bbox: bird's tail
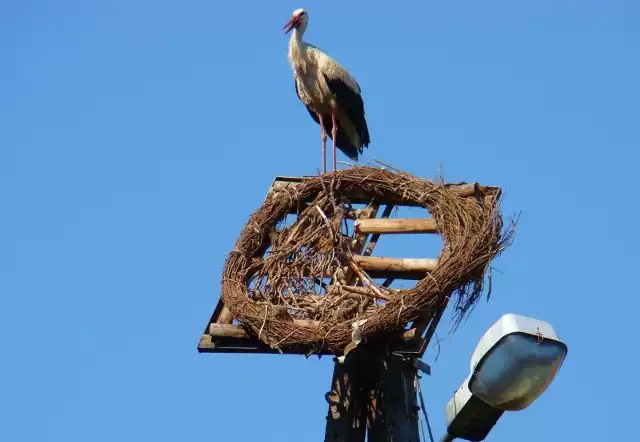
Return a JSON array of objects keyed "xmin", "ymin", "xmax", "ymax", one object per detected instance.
[{"xmin": 337, "ymin": 143, "xmax": 360, "ymax": 162}]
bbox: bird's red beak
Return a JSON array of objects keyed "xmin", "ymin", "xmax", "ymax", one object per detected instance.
[{"xmin": 282, "ymin": 16, "xmax": 300, "ymax": 34}]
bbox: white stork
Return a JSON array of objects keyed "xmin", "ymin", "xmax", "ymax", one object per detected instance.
[{"xmin": 283, "ymin": 8, "xmax": 370, "ymax": 173}]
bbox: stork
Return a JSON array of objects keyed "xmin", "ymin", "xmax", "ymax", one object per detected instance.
[{"xmin": 283, "ymin": 8, "xmax": 370, "ymax": 174}]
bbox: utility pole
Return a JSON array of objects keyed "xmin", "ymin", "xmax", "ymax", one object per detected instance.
[{"xmin": 324, "ymin": 346, "xmax": 421, "ymax": 442}]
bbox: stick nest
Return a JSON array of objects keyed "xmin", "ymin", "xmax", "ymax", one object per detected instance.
[{"xmin": 221, "ymin": 166, "xmax": 514, "ymax": 355}]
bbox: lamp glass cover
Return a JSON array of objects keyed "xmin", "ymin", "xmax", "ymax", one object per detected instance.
[{"xmin": 469, "ymin": 332, "xmax": 567, "ymax": 411}]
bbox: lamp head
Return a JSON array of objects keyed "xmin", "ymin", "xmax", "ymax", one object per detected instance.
[{"xmin": 468, "ymin": 313, "xmax": 568, "ymax": 411}]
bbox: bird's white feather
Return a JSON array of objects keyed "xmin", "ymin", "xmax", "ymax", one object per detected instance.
[{"xmin": 313, "ymin": 48, "xmax": 361, "ymax": 95}]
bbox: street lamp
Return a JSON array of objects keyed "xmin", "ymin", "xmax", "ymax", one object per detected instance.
[{"xmin": 440, "ymin": 313, "xmax": 568, "ymax": 441}]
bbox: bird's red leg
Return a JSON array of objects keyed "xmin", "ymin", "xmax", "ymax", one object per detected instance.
[
  {"xmin": 318, "ymin": 113, "xmax": 327, "ymax": 174},
  {"xmin": 331, "ymin": 112, "xmax": 338, "ymax": 171}
]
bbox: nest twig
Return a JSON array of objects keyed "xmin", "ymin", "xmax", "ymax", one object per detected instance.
[{"xmin": 220, "ymin": 166, "xmax": 515, "ymax": 354}]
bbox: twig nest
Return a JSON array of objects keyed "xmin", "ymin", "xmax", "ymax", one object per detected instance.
[{"xmin": 221, "ymin": 167, "xmax": 514, "ymax": 355}]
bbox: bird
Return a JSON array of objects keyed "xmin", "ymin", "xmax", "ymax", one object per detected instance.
[{"xmin": 282, "ymin": 8, "xmax": 370, "ymax": 174}]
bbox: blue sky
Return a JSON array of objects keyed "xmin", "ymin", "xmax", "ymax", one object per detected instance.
[{"xmin": 3, "ymin": 1, "xmax": 639, "ymax": 441}]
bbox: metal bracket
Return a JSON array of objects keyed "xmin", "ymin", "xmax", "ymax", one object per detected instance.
[{"xmin": 412, "ymin": 358, "xmax": 432, "ymax": 376}]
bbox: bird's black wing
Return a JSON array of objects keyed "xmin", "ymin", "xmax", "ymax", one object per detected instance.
[
  {"xmin": 294, "ymin": 76, "xmax": 362, "ymax": 161},
  {"xmin": 322, "ymin": 73, "xmax": 370, "ymax": 148}
]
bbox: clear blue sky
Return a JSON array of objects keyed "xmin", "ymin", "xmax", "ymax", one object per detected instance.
[{"xmin": 4, "ymin": 1, "xmax": 639, "ymax": 441}]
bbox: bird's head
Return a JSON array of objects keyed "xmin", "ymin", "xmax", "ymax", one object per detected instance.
[{"xmin": 282, "ymin": 8, "xmax": 308, "ymax": 34}]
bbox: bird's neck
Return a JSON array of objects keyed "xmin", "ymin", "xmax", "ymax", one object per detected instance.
[{"xmin": 288, "ymin": 30, "xmax": 308, "ymax": 73}]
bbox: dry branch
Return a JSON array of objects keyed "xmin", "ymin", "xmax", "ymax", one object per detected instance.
[
  {"xmin": 217, "ymin": 306, "xmax": 234, "ymax": 324},
  {"xmin": 349, "ymin": 260, "xmax": 386, "ymax": 300},
  {"xmin": 209, "ymin": 323, "xmax": 248, "ymax": 338},
  {"xmin": 353, "ymin": 255, "xmax": 438, "ymax": 274},
  {"xmin": 355, "ymin": 218, "xmax": 438, "ymax": 235},
  {"xmin": 326, "ymin": 284, "xmax": 391, "ymax": 301}
]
